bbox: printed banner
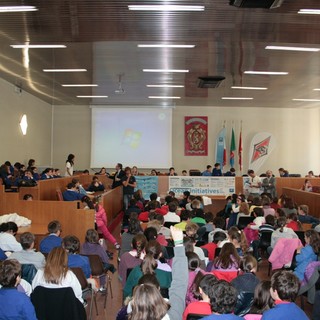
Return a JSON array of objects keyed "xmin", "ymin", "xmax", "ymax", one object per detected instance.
[
  {"xmin": 248, "ymin": 132, "xmax": 276, "ymax": 172},
  {"xmin": 185, "ymin": 116, "xmax": 208, "ymax": 156},
  {"xmin": 134, "ymin": 176, "xmax": 158, "ymax": 199},
  {"xmin": 169, "ymin": 176, "xmax": 235, "ymax": 196}
]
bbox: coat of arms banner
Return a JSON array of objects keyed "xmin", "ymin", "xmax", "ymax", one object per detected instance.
[{"xmin": 184, "ymin": 116, "xmax": 208, "ymax": 156}]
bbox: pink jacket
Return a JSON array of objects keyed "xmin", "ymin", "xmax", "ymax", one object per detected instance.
[
  {"xmin": 95, "ymin": 204, "xmax": 107, "ymax": 228},
  {"xmin": 269, "ymin": 238, "xmax": 302, "ymax": 270}
]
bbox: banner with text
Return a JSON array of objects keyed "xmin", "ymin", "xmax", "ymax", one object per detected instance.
[
  {"xmin": 169, "ymin": 176, "xmax": 235, "ymax": 196},
  {"xmin": 134, "ymin": 176, "xmax": 159, "ymax": 199}
]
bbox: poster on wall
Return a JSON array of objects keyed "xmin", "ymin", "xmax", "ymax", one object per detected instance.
[
  {"xmin": 134, "ymin": 176, "xmax": 158, "ymax": 199},
  {"xmin": 185, "ymin": 116, "xmax": 208, "ymax": 156},
  {"xmin": 169, "ymin": 176, "xmax": 235, "ymax": 196}
]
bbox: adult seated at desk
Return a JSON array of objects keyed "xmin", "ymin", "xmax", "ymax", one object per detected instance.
[
  {"xmin": 39, "ymin": 220, "xmax": 63, "ymax": 254},
  {"xmin": 87, "ymin": 176, "xmax": 105, "ymax": 192},
  {"xmin": 202, "ymin": 165, "xmax": 213, "ymax": 176},
  {"xmin": 95, "ymin": 167, "xmax": 108, "ymax": 176},
  {"xmin": 0, "ymin": 222, "xmax": 22, "ymax": 252},
  {"xmin": 8, "ymin": 232, "xmax": 45, "ymax": 270},
  {"xmin": 212, "ymin": 163, "xmax": 223, "ymax": 176},
  {"xmin": 62, "ymin": 182, "xmax": 84, "ymax": 201}
]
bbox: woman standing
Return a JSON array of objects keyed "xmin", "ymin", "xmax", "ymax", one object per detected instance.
[{"xmin": 65, "ymin": 154, "xmax": 75, "ymax": 177}]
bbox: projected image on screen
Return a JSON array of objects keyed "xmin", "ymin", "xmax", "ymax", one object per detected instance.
[{"xmin": 91, "ymin": 107, "xmax": 172, "ymax": 168}]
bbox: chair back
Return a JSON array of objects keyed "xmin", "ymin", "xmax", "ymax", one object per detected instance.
[
  {"xmin": 302, "ymin": 223, "xmax": 313, "ymax": 232},
  {"xmin": 56, "ymin": 188, "xmax": 63, "ymax": 201},
  {"xmin": 295, "ymin": 231, "xmax": 306, "ymax": 246},
  {"xmin": 71, "ymin": 267, "xmax": 89, "ymax": 290},
  {"xmin": 21, "ymin": 263, "xmax": 37, "ymax": 284},
  {"xmin": 187, "ymin": 314, "xmax": 210, "ymax": 320},
  {"xmin": 31, "ymin": 286, "xmax": 86, "ymax": 320},
  {"xmin": 258, "ymin": 231, "xmax": 272, "ymax": 249},
  {"xmin": 214, "ymin": 247, "xmax": 221, "ymax": 258},
  {"xmin": 234, "ymin": 291, "xmax": 254, "ymax": 316},
  {"xmin": 164, "ymin": 222, "xmax": 176, "ymax": 229},
  {"xmin": 82, "ymin": 254, "xmax": 104, "ymax": 276},
  {"xmin": 164, "ymin": 246, "xmax": 175, "ymax": 259},
  {"xmin": 237, "ymin": 216, "xmax": 254, "ymax": 230}
]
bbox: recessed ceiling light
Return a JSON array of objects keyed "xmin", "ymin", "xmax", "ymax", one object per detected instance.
[
  {"xmin": 11, "ymin": 44, "xmax": 66, "ymax": 49},
  {"xmin": 147, "ymin": 84, "xmax": 184, "ymax": 88},
  {"xmin": 298, "ymin": 9, "xmax": 320, "ymax": 14},
  {"xmin": 221, "ymin": 97, "xmax": 253, "ymax": 100},
  {"xmin": 62, "ymin": 84, "xmax": 98, "ymax": 87},
  {"xmin": 244, "ymin": 71, "xmax": 288, "ymax": 75},
  {"xmin": 292, "ymin": 99, "xmax": 320, "ymax": 102},
  {"xmin": 43, "ymin": 69, "xmax": 87, "ymax": 72},
  {"xmin": 143, "ymin": 69, "xmax": 189, "ymax": 73},
  {"xmin": 231, "ymin": 86, "xmax": 268, "ymax": 90},
  {"xmin": 0, "ymin": 6, "xmax": 37, "ymax": 12},
  {"xmin": 265, "ymin": 45, "xmax": 320, "ymax": 52},
  {"xmin": 128, "ymin": 5, "xmax": 204, "ymax": 11},
  {"xmin": 138, "ymin": 44, "xmax": 195, "ymax": 48},
  {"xmin": 148, "ymin": 96, "xmax": 181, "ymax": 99},
  {"xmin": 77, "ymin": 95, "xmax": 108, "ymax": 98}
]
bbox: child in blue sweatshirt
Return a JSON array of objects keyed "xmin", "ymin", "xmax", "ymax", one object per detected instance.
[{"xmin": 262, "ymin": 270, "xmax": 308, "ymax": 320}]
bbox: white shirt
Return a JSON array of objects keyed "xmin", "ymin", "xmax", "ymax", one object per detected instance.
[
  {"xmin": 32, "ymin": 269, "xmax": 83, "ymax": 303},
  {"xmin": 249, "ymin": 175, "xmax": 261, "ymax": 194},
  {"xmin": 164, "ymin": 212, "xmax": 181, "ymax": 223},
  {"xmin": 65, "ymin": 161, "xmax": 73, "ymax": 177},
  {"xmin": 0, "ymin": 232, "xmax": 23, "ymax": 252}
]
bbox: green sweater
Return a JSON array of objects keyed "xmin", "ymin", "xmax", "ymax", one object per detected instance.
[{"xmin": 123, "ymin": 265, "xmax": 172, "ymax": 298}]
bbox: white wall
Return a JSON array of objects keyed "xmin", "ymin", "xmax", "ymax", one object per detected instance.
[
  {"xmin": 51, "ymin": 105, "xmax": 320, "ymax": 176},
  {"xmin": 52, "ymin": 105, "xmax": 91, "ymax": 173},
  {"xmin": 0, "ymin": 78, "xmax": 52, "ymax": 166},
  {"xmin": 173, "ymin": 106, "xmax": 320, "ymax": 176}
]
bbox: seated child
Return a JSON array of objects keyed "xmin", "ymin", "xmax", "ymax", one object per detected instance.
[
  {"xmin": 201, "ymin": 280, "xmax": 243, "ymax": 319},
  {"xmin": 244, "ymin": 280, "xmax": 274, "ymax": 320},
  {"xmin": 0, "ymin": 259, "xmax": 37, "ymax": 319},
  {"xmin": 261, "ymin": 270, "xmax": 308, "ymax": 319},
  {"xmin": 183, "ymin": 274, "xmax": 218, "ymax": 320}
]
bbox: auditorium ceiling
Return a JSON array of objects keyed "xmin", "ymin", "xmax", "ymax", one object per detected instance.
[{"xmin": 1, "ymin": 0, "xmax": 320, "ymax": 108}]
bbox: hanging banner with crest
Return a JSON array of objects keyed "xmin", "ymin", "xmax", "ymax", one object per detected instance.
[{"xmin": 184, "ymin": 116, "xmax": 208, "ymax": 156}]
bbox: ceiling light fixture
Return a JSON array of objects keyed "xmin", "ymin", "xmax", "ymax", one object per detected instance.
[
  {"xmin": 292, "ymin": 99, "xmax": 320, "ymax": 102},
  {"xmin": 128, "ymin": 5, "xmax": 204, "ymax": 11},
  {"xmin": 143, "ymin": 69, "xmax": 189, "ymax": 73},
  {"xmin": 62, "ymin": 84, "xmax": 98, "ymax": 87},
  {"xmin": 221, "ymin": 97, "xmax": 253, "ymax": 100},
  {"xmin": 11, "ymin": 44, "xmax": 66, "ymax": 49},
  {"xmin": 244, "ymin": 71, "xmax": 288, "ymax": 75},
  {"xmin": 0, "ymin": 6, "xmax": 37, "ymax": 12},
  {"xmin": 147, "ymin": 84, "xmax": 184, "ymax": 88},
  {"xmin": 148, "ymin": 96, "xmax": 181, "ymax": 99},
  {"xmin": 266, "ymin": 45, "xmax": 320, "ymax": 52},
  {"xmin": 231, "ymin": 86, "xmax": 268, "ymax": 90},
  {"xmin": 138, "ymin": 44, "xmax": 195, "ymax": 48},
  {"xmin": 298, "ymin": 9, "xmax": 320, "ymax": 14},
  {"xmin": 43, "ymin": 69, "xmax": 87, "ymax": 72},
  {"xmin": 77, "ymin": 95, "xmax": 108, "ymax": 98},
  {"xmin": 313, "ymin": 88, "xmax": 320, "ymax": 91}
]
